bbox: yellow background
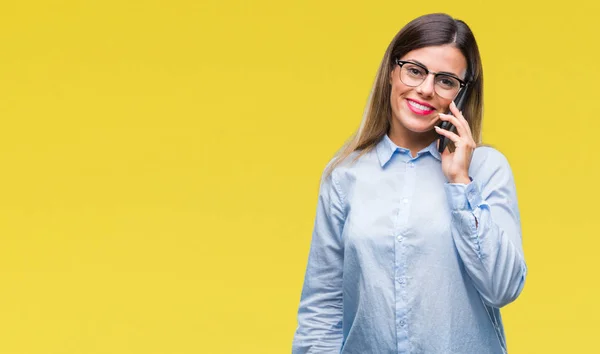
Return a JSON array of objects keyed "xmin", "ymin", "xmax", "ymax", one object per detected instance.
[{"xmin": 0, "ymin": 0, "xmax": 597, "ymax": 353}]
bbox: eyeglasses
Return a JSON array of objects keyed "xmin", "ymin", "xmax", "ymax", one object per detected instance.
[{"xmin": 395, "ymin": 59, "xmax": 468, "ymax": 100}]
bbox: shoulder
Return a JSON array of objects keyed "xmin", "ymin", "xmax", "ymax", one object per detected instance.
[
  {"xmin": 322, "ymin": 150, "xmax": 361, "ymax": 184},
  {"xmin": 325, "ymin": 148, "xmax": 376, "ymax": 180},
  {"xmin": 470, "ymin": 145, "xmax": 516, "ymax": 187},
  {"xmin": 320, "ymin": 148, "xmax": 374, "ymax": 197},
  {"xmin": 471, "ymin": 145, "xmax": 512, "ymax": 170}
]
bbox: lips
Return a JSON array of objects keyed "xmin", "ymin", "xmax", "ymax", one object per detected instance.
[{"xmin": 406, "ymin": 99, "xmax": 435, "ymax": 116}]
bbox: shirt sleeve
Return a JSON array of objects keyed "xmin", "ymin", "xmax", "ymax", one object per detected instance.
[
  {"xmin": 292, "ymin": 166, "xmax": 346, "ymax": 354},
  {"xmin": 443, "ymin": 149, "xmax": 527, "ymax": 308}
]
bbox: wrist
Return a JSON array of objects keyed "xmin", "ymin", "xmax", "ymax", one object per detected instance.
[{"xmin": 449, "ymin": 175, "xmax": 472, "ymax": 184}]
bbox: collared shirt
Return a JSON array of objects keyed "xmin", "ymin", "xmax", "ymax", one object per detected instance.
[{"xmin": 292, "ymin": 134, "xmax": 527, "ymax": 354}]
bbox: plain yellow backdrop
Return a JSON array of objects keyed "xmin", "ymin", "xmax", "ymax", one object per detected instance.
[{"xmin": 0, "ymin": 0, "xmax": 598, "ymax": 353}]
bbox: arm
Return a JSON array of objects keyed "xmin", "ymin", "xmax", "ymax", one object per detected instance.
[
  {"xmin": 444, "ymin": 150, "xmax": 527, "ymax": 308},
  {"xmin": 292, "ymin": 167, "xmax": 345, "ymax": 354}
]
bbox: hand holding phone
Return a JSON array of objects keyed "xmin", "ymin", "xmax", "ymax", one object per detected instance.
[{"xmin": 437, "ymin": 85, "xmax": 469, "ymax": 153}]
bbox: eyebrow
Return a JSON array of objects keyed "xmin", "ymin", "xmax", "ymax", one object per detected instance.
[{"xmin": 405, "ymin": 58, "xmax": 461, "ymax": 78}]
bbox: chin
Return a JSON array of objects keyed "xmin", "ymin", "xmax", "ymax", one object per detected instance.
[
  {"xmin": 407, "ymin": 125, "xmax": 435, "ymax": 134},
  {"xmin": 395, "ymin": 112, "xmax": 437, "ymax": 133}
]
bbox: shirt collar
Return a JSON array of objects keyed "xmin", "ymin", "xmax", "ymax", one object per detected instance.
[
  {"xmin": 375, "ymin": 133, "xmax": 442, "ymax": 167},
  {"xmin": 375, "ymin": 133, "xmax": 400, "ymax": 167},
  {"xmin": 421, "ymin": 138, "xmax": 442, "ymax": 162}
]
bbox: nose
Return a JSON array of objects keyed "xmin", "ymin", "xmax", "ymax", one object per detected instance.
[{"xmin": 416, "ymin": 73, "xmax": 435, "ymax": 98}]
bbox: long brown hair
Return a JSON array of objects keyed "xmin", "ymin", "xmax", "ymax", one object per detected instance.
[{"xmin": 325, "ymin": 13, "xmax": 484, "ymax": 177}]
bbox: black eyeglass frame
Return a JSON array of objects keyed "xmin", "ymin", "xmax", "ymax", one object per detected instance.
[{"xmin": 394, "ymin": 58, "xmax": 469, "ymax": 94}]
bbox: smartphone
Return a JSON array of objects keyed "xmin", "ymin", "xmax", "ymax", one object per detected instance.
[{"xmin": 437, "ymin": 85, "xmax": 469, "ymax": 153}]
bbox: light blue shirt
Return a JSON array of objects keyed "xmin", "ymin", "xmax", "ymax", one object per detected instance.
[{"xmin": 292, "ymin": 134, "xmax": 527, "ymax": 354}]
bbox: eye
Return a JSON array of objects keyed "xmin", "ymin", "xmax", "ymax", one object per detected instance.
[
  {"xmin": 405, "ymin": 64, "xmax": 426, "ymax": 78},
  {"xmin": 437, "ymin": 75, "xmax": 459, "ymax": 89}
]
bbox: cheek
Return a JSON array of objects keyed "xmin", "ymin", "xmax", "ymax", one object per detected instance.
[
  {"xmin": 439, "ymin": 99, "xmax": 452, "ymax": 113},
  {"xmin": 389, "ymin": 86, "xmax": 402, "ymax": 111},
  {"xmin": 390, "ymin": 82, "xmax": 410, "ymax": 100}
]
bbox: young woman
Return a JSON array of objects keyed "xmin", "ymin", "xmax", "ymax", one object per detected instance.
[{"xmin": 292, "ymin": 13, "xmax": 527, "ymax": 354}]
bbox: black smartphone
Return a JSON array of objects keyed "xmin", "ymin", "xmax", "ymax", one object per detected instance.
[{"xmin": 437, "ymin": 85, "xmax": 469, "ymax": 153}]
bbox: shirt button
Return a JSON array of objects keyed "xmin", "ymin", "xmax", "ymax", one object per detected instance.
[
  {"xmin": 397, "ymin": 278, "xmax": 406, "ymax": 285},
  {"xmin": 400, "ymin": 320, "xmax": 406, "ymax": 327},
  {"xmin": 402, "ymin": 198, "xmax": 409, "ymax": 204},
  {"xmin": 396, "ymin": 235, "xmax": 402, "ymax": 241},
  {"xmin": 408, "ymin": 162, "xmax": 415, "ymax": 168}
]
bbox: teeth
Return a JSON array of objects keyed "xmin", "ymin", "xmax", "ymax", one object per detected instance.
[{"xmin": 408, "ymin": 100, "xmax": 433, "ymax": 111}]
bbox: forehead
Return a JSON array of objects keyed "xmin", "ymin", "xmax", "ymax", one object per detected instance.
[{"xmin": 399, "ymin": 45, "xmax": 467, "ymax": 78}]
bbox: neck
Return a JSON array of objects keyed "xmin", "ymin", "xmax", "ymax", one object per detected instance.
[{"xmin": 388, "ymin": 125, "xmax": 437, "ymax": 158}]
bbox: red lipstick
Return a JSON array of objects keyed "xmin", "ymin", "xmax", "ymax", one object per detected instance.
[{"xmin": 406, "ymin": 99, "xmax": 435, "ymax": 116}]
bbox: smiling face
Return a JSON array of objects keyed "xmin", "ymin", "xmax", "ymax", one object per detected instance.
[{"xmin": 389, "ymin": 45, "xmax": 467, "ymax": 144}]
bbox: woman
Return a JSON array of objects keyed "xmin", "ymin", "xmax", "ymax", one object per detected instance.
[{"xmin": 292, "ymin": 13, "xmax": 527, "ymax": 354}]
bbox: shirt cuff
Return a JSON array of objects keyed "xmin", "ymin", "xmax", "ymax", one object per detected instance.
[{"xmin": 444, "ymin": 179, "xmax": 484, "ymax": 211}]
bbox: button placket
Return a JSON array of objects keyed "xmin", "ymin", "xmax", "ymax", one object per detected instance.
[{"xmin": 394, "ymin": 154, "xmax": 417, "ymax": 351}]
